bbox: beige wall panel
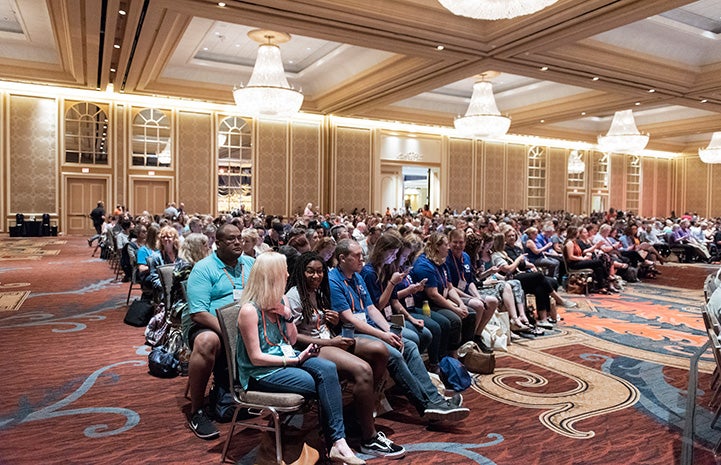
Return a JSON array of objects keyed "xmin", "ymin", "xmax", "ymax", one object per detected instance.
[
  {"xmin": 655, "ymin": 159, "xmax": 670, "ymax": 217},
  {"xmin": 335, "ymin": 127, "xmax": 371, "ymax": 212},
  {"xmin": 257, "ymin": 120, "xmax": 288, "ymax": 215},
  {"xmin": 115, "ymin": 105, "xmax": 126, "ymax": 206},
  {"xmin": 9, "ymin": 95, "xmax": 57, "ymax": 214},
  {"xmin": 65, "ymin": 177, "xmax": 107, "ymax": 235},
  {"xmin": 684, "ymin": 156, "xmax": 708, "ymax": 216},
  {"xmin": 548, "ymin": 148, "xmax": 566, "ymax": 210},
  {"xmin": 609, "ymin": 154, "xmax": 625, "ymax": 211},
  {"xmin": 484, "ymin": 142, "xmax": 504, "ymax": 211},
  {"xmin": 505, "ymin": 144, "xmax": 526, "ymax": 211},
  {"xmin": 711, "ymin": 163, "xmax": 721, "ymax": 216},
  {"xmin": 641, "ymin": 157, "xmax": 655, "ymax": 216},
  {"xmin": 178, "ymin": 111, "xmax": 213, "ymax": 214},
  {"xmin": 447, "ymin": 138, "xmax": 473, "ymax": 210},
  {"xmin": 134, "ymin": 179, "xmax": 170, "ymax": 215},
  {"xmin": 475, "ymin": 140, "xmax": 484, "ymax": 208},
  {"xmin": 290, "ymin": 122, "xmax": 321, "ymax": 215}
]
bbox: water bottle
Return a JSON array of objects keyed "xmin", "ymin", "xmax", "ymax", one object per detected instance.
[{"xmin": 422, "ymin": 300, "xmax": 431, "ymax": 317}]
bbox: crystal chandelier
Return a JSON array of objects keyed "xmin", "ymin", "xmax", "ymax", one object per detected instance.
[
  {"xmin": 567, "ymin": 150, "xmax": 585, "ymax": 174},
  {"xmin": 597, "ymin": 109, "xmax": 649, "ymax": 154},
  {"xmin": 699, "ymin": 132, "xmax": 721, "ymax": 164},
  {"xmin": 454, "ymin": 75, "xmax": 510, "ymax": 138},
  {"xmin": 438, "ymin": 0, "xmax": 559, "ymax": 20},
  {"xmin": 233, "ymin": 30, "xmax": 303, "ymax": 118}
]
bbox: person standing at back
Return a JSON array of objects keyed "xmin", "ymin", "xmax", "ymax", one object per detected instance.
[{"xmin": 88, "ymin": 201, "xmax": 105, "ymax": 247}]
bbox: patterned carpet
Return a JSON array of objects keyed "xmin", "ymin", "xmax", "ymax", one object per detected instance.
[{"xmin": 0, "ymin": 237, "xmax": 718, "ymax": 465}]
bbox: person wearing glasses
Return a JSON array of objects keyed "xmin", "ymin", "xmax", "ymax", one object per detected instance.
[{"xmin": 183, "ymin": 223, "xmax": 254, "ymax": 440}]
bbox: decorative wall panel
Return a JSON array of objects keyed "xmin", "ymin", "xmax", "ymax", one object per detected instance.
[
  {"xmin": 178, "ymin": 111, "xmax": 212, "ymax": 214},
  {"xmin": 505, "ymin": 144, "xmax": 526, "ymax": 210},
  {"xmin": 256, "ymin": 120, "xmax": 288, "ymax": 215},
  {"xmin": 711, "ymin": 163, "xmax": 721, "ymax": 217},
  {"xmin": 684, "ymin": 156, "xmax": 707, "ymax": 216},
  {"xmin": 655, "ymin": 159, "xmax": 670, "ymax": 217},
  {"xmin": 448, "ymin": 138, "xmax": 473, "ymax": 210},
  {"xmin": 484, "ymin": 142, "xmax": 504, "ymax": 211},
  {"xmin": 548, "ymin": 148, "xmax": 566, "ymax": 210},
  {"xmin": 115, "ymin": 105, "xmax": 126, "ymax": 206},
  {"xmin": 10, "ymin": 95, "xmax": 57, "ymax": 214},
  {"xmin": 609, "ymin": 154, "xmax": 625, "ymax": 210},
  {"xmin": 475, "ymin": 140, "xmax": 484, "ymax": 208},
  {"xmin": 334, "ymin": 127, "xmax": 371, "ymax": 212},
  {"xmin": 640, "ymin": 158, "xmax": 654, "ymax": 216},
  {"xmin": 290, "ymin": 122, "xmax": 321, "ymax": 215}
]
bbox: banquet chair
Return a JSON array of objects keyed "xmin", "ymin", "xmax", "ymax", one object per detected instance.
[
  {"xmin": 561, "ymin": 250, "xmax": 593, "ymax": 295},
  {"xmin": 156, "ymin": 264, "xmax": 175, "ymax": 309},
  {"xmin": 215, "ymin": 302, "xmax": 308, "ymax": 464},
  {"xmin": 125, "ymin": 250, "xmax": 144, "ymax": 305}
]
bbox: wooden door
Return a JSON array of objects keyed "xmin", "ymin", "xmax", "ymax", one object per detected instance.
[
  {"xmin": 133, "ymin": 179, "xmax": 170, "ymax": 217},
  {"xmin": 66, "ymin": 177, "xmax": 108, "ymax": 236},
  {"xmin": 567, "ymin": 195, "xmax": 583, "ymax": 214}
]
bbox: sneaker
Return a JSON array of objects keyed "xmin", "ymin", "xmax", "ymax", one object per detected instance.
[
  {"xmin": 361, "ymin": 432, "xmax": 406, "ymax": 459},
  {"xmin": 561, "ymin": 299, "xmax": 578, "ymax": 308},
  {"xmin": 536, "ymin": 320, "xmax": 554, "ymax": 330},
  {"xmin": 189, "ymin": 409, "xmax": 220, "ymax": 440},
  {"xmin": 446, "ymin": 392, "xmax": 463, "ymax": 407},
  {"xmin": 423, "ymin": 400, "xmax": 470, "ymax": 422}
]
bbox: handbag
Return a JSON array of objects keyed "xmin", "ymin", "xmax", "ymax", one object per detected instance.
[
  {"xmin": 438, "ymin": 356, "xmax": 472, "ymax": 391},
  {"xmin": 148, "ymin": 344, "xmax": 180, "ymax": 378},
  {"xmin": 458, "ymin": 341, "xmax": 496, "ymax": 374},
  {"xmin": 144, "ymin": 303, "xmax": 168, "ymax": 347},
  {"xmin": 124, "ymin": 299, "xmax": 155, "ymax": 327}
]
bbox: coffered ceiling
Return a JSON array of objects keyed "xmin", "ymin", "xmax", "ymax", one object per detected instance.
[{"xmin": 2, "ymin": 0, "xmax": 721, "ymax": 152}]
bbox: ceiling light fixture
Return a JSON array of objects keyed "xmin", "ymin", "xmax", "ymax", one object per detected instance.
[
  {"xmin": 436, "ymin": 45, "xmax": 445, "ymax": 50},
  {"xmin": 438, "ymin": 0, "xmax": 559, "ymax": 20},
  {"xmin": 699, "ymin": 132, "xmax": 721, "ymax": 164},
  {"xmin": 540, "ymin": 66, "xmax": 548, "ymax": 71},
  {"xmin": 119, "ymin": 9, "xmax": 126, "ymax": 15},
  {"xmin": 233, "ymin": 29, "xmax": 303, "ymax": 118},
  {"xmin": 592, "ymin": 77, "xmax": 599, "ymax": 81},
  {"xmin": 454, "ymin": 72, "xmax": 510, "ymax": 138},
  {"xmin": 597, "ymin": 109, "xmax": 649, "ymax": 154},
  {"xmin": 567, "ymin": 150, "xmax": 585, "ymax": 174}
]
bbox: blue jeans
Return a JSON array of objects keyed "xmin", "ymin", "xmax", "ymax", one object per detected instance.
[
  {"xmin": 434, "ymin": 307, "xmax": 477, "ymax": 349},
  {"xmin": 401, "ymin": 324, "xmax": 431, "ymax": 355},
  {"xmin": 249, "ymin": 357, "xmax": 345, "ymax": 443},
  {"xmin": 359, "ymin": 335, "xmax": 444, "ymax": 413},
  {"xmin": 407, "ymin": 311, "xmax": 442, "ymax": 364}
]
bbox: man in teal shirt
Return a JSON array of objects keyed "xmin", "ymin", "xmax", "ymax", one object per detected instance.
[{"xmin": 184, "ymin": 223, "xmax": 254, "ymax": 440}]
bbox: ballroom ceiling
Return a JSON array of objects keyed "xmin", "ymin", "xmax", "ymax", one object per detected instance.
[{"xmin": 2, "ymin": 0, "xmax": 721, "ymax": 152}]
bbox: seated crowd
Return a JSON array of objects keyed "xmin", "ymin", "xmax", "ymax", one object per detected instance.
[{"xmin": 104, "ymin": 202, "xmax": 721, "ymax": 461}]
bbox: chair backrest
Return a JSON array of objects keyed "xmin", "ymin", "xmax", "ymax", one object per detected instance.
[
  {"xmin": 156, "ymin": 264, "xmax": 175, "ymax": 309},
  {"xmin": 216, "ymin": 302, "xmax": 242, "ymax": 398}
]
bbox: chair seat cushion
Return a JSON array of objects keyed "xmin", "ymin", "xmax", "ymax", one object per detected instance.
[{"xmin": 239, "ymin": 390, "xmax": 306, "ymax": 408}]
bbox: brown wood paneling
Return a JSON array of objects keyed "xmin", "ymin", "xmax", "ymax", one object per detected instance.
[
  {"xmin": 506, "ymin": 144, "xmax": 526, "ymax": 210},
  {"xmin": 65, "ymin": 177, "xmax": 107, "ymax": 235},
  {"xmin": 609, "ymin": 154, "xmax": 625, "ymax": 211},
  {"xmin": 484, "ymin": 142, "xmax": 504, "ymax": 211},
  {"xmin": 640, "ymin": 157, "xmax": 654, "ymax": 217},
  {"xmin": 684, "ymin": 156, "xmax": 708, "ymax": 216},
  {"xmin": 133, "ymin": 179, "xmax": 170, "ymax": 216},
  {"xmin": 548, "ymin": 147, "xmax": 566, "ymax": 210}
]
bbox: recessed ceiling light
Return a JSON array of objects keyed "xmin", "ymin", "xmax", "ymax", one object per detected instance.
[
  {"xmin": 113, "ymin": 44, "xmax": 120, "ymax": 49},
  {"xmin": 288, "ymin": 60, "xmax": 294, "ymax": 64},
  {"xmin": 218, "ymin": 2, "xmax": 226, "ymax": 6},
  {"xmin": 592, "ymin": 77, "xmax": 599, "ymax": 81},
  {"xmin": 119, "ymin": 9, "xmax": 126, "ymax": 15},
  {"xmin": 648, "ymin": 89, "xmax": 655, "ymax": 93},
  {"xmin": 540, "ymin": 119, "xmax": 545, "ymax": 123},
  {"xmin": 701, "ymin": 99, "xmax": 708, "ymax": 103},
  {"xmin": 203, "ymin": 47, "xmax": 208, "ymax": 51},
  {"xmin": 110, "ymin": 68, "xmax": 116, "ymax": 72},
  {"xmin": 436, "ymin": 45, "xmax": 445, "ymax": 50},
  {"xmin": 540, "ymin": 66, "xmax": 548, "ymax": 71},
  {"xmin": 235, "ymin": 44, "xmax": 240, "ymax": 47},
  {"xmin": 581, "ymin": 112, "xmax": 586, "ymax": 116},
  {"xmin": 635, "ymin": 102, "xmax": 641, "ymax": 105}
]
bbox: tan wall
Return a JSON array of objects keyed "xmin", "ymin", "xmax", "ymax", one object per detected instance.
[{"xmin": 0, "ymin": 91, "xmax": 700, "ymax": 233}]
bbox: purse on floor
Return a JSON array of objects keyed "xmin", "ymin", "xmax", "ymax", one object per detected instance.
[{"xmin": 458, "ymin": 341, "xmax": 496, "ymax": 374}]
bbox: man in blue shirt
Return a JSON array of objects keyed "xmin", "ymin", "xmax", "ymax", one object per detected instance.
[
  {"xmin": 184, "ymin": 223, "xmax": 254, "ymax": 440},
  {"xmin": 329, "ymin": 239, "xmax": 469, "ymax": 422}
]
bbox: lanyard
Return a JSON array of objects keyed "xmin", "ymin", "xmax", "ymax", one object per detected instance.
[
  {"xmin": 343, "ymin": 278, "xmax": 364, "ymax": 313},
  {"xmin": 260, "ymin": 308, "xmax": 290, "ymax": 347},
  {"xmin": 451, "ymin": 254, "xmax": 465, "ymax": 282},
  {"xmin": 221, "ymin": 265, "xmax": 244, "ymax": 289}
]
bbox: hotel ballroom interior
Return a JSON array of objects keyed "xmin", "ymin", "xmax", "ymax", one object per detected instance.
[{"xmin": 2, "ymin": 1, "xmax": 721, "ymax": 464}]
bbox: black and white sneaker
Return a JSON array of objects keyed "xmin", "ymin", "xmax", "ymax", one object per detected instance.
[
  {"xmin": 423, "ymin": 400, "xmax": 470, "ymax": 422},
  {"xmin": 360, "ymin": 432, "xmax": 406, "ymax": 459},
  {"xmin": 189, "ymin": 408, "xmax": 220, "ymax": 440},
  {"xmin": 446, "ymin": 393, "xmax": 463, "ymax": 407}
]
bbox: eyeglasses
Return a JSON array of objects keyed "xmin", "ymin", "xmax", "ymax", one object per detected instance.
[
  {"xmin": 160, "ymin": 235, "xmax": 174, "ymax": 240},
  {"xmin": 222, "ymin": 236, "xmax": 243, "ymax": 243}
]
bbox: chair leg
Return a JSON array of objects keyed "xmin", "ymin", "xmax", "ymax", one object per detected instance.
[{"xmin": 271, "ymin": 410, "xmax": 283, "ymax": 465}]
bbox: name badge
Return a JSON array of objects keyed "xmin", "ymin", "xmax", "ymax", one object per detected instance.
[
  {"xmin": 233, "ymin": 289, "xmax": 243, "ymax": 301},
  {"xmin": 354, "ymin": 312, "xmax": 366, "ymax": 323},
  {"xmin": 383, "ymin": 305, "xmax": 392, "ymax": 318},
  {"xmin": 405, "ymin": 295, "xmax": 414, "ymax": 308},
  {"xmin": 280, "ymin": 344, "xmax": 296, "ymax": 358}
]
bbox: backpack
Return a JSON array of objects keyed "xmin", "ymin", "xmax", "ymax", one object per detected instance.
[
  {"xmin": 144, "ymin": 303, "xmax": 168, "ymax": 347},
  {"xmin": 439, "ymin": 356, "xmax": 472, "ymax": 391}
]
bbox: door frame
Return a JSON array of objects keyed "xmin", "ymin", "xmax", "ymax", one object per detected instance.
[{"xmin": 62, "ymin": 173, "xmax": 112, "ymax": 236}]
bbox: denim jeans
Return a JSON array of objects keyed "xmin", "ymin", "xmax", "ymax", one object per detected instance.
[
  {"xmin": 404, "ymin": 313, "xmax": 442, "ymax": 364},
  {"xmin": 435, "ymin": 307, "xmax": 477, "ymax": 349},
  {"xmin": 401, "ymin": 324, "xmax": 431, "ymax": 355},
  {"xmin": 359, "ymin": 335, "xmax": 444, "ymax": 413},
  {"xmin": 249, "ymin": 356, "xmax": 345, "ymax": 443}
]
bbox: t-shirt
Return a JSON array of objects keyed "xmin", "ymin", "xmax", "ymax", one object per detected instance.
[
  {"xmin": 360, "ymin": 264, "xmax": 398, "ymax": 317},
  {"xmin": 328, "ymin": 267, "xmax": 375, "ymax": 327},
  {"xmin": 409, "ymin": 253, "xmax": 449, "ymax": 307},
  {"xmin": 445, "ymin": 251, "xmax": 473, "ymax": 293},
  {"xmin": 285, "ymin": 286, "xmax": 332, "ymax": 340}
]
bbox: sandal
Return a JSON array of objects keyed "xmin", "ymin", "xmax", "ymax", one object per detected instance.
[{"xmin": 529, "ymin": 326, "xmax": 545, "ymax": 336}]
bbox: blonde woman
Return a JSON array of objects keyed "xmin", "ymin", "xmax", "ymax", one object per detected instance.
[{"xmin": 237, "ymin": 252, "xmax": 365, "ymax": 465}]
